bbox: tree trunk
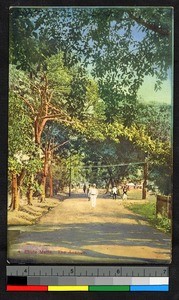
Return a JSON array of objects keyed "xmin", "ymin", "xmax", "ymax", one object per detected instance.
[
  {"xmin": 105, "ymin": 181, "xmax": 110, "ymax": 194},
  {"xmin": 40, "ymin": 148, "xmax": 51, "ymax": 201},
  {"xmin": 27, "ymin": 174, "xmax": 34, "ymax": 205},
  {"xmin": 40, "ymin": 176, "xmax": 46, "ymax": 202},
  {"xmin": 27, "ymin": 188, "xmax": 33, "ymax": 205},
  {"xmin": 10, "ymin": 169, "xmax": 27, "ymax": 210},
  {"xmin": 105, "ymin": 178, "xmax": 113, "ymax": 194},
  {"xmin": 10, "ymin": 174, "xmax": 19, "ymax": 211},
  {"xmin": 107, "ymin": 168, "xmax": 114, "ymax": 189},
  {"xmin": 34, "ymin": 118, "xmax": 47, "ymax": 146},
  {"xmin": 17, "ymin": 169, "xmax": 26, "ymax": 189}
]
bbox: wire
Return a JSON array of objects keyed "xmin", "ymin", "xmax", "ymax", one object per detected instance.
[{"xmin": 72, "ymin": 161, "xmax": 146, "ymax": 169}]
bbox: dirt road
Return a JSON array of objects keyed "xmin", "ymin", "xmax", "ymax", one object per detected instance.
[{"xmin": 8, "ymin": 192, "xmax": 171, "ymax": 264}]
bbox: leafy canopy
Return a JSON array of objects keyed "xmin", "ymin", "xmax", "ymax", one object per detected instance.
[{"xmin": 10, "ymin": 7, "xmax": 172, "ymax": 94}]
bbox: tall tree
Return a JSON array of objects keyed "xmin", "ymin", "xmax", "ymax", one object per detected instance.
[
  {"xmin": 9, "ymin": 7, "xmax": 173, "ymax": 199},
  {"xmin": 8, "ymin": 91, "xmax": 42, "ymax": 210},
  {"xmin": 9, "ymin": 7, "xmax": 172, "ymax": 92},
  {"xmin": 9, "ymin": 52, "xmax": 106, "ymax": 201}
]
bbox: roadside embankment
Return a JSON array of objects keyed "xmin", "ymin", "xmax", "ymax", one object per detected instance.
[{"xmin": 8, "ymin": 195, "xmax": 67, "ymax": 226}]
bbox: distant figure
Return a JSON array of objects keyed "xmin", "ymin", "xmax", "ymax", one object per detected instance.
[
  {"xmin": 87, "ymin": 184, "xmax": 91, "ymax": 201},
  {"xmin": 83, "ymin": 184, "xmax": 86, "ymax": 193},
  {"xmin": 122, "ymin": 185, "xmax": 128, "ymax": 200},
  {"xmin": 89, "ymin": 184, "xmax": 98, "ymax": 207},
  {"xmin": 112, "ymin": 186, "xmax": 117, "ymax": 200}
]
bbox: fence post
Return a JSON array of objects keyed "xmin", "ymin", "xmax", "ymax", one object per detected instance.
[{"xmin": 156, "ymin": 195, "xmax": 172, "ymax": 219}]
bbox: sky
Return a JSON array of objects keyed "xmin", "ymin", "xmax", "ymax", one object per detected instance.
[
  {"xmin": 131, "ymin": 12, "xmax": 173, "ymax": 106},
  {"xmin": 137, "ymin": 75, "xmax": 172, "ymax": 105}
]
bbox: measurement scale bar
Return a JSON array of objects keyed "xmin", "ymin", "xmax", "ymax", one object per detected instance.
[
  {"xmin": 6, "ymin": 266, "xmax": 169, "ymax": 292},
  {"xmin": 7, "ymin": 276, "xmax": 169, "ymax": 286},
  {"xmin": 7, "ymin": 285, "xmax": 169, "ymax": 292}
]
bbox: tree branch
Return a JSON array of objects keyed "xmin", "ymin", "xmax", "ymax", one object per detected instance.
[
  {"xmin": 41, "ymin": 114, "xmax": 73, "ymax": 123},
  {"xmin": 47, "ymin": 90, "xmax": 54, "ymax": 104},
  {"xmin": 51, "ymin": 140, "xmax": 70, "ymax": 151},
  {"xmin": 128, "ymin": 12, "xmax": 170, "ymax": 37},
  {"xmin": 48, "ymin": 103, "xmax": 63, "ymax": 114},
  {"xmin": 17, "ymin": 94, "xmax": 35, "ymax": 114}
]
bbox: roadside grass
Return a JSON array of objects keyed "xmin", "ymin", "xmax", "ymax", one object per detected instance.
[
  {"xmin": 124, "ymin": 195, "xmax": 171, "ymax": 234},
  {"xmin": 8, "ymin": 197, "xmax": 62, "ymax": 225}
]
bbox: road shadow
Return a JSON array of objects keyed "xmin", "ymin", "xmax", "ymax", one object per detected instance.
[
  {"xmin": 8, "ymin": 221, "xmax": 171, "ymax": 264},
  {"xmin": 7, "ymin": 193, "xmax": 171, "ymax": 264}
]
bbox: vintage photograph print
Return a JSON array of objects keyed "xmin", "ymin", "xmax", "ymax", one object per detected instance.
[{"xmin": 8, "ymin": 7, "xmax": 173, "ymax": 264}]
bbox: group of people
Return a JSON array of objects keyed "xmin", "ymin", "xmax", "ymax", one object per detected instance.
[
  {"xmin": 83, "ymin": 184, "xmax": 98, "ymax": 207},
  {"xmin": 112, "ymin": 185, "xmax": 128, "ymax": 200},
  {"xmin": 83, "ymin": 183, "xmax": 128, "ymax": 207}
]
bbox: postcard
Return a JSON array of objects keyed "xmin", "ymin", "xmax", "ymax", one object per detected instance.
[{"xmin": 8, "ymin": 6, "xmax": 173, "ymax": 264}]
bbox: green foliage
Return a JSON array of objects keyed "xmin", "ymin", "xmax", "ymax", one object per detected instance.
[
  {"xmin": 135, "ymin": 102, "xmax": 172, "ymax": 143},
  {"xmin": 51, "ymin": 158, "xmax": 68, "ymax": 191},
  {"xmin": 46, "ymin": 52, "xmax": 72, "ymax": 103},
  {"xmin": 8, "ymin": 7, "xmax": 172, "ymax": 200},
  {"xmin": 46, "ymin": 52, "xmax": 106, "ymax": 125},
  {"xmin": 156, "ymin": 213, "xmax": 171, "ymax": 233},
  {"xmin": 9, "ymin": 61, "xmax": 172, "ymax": 197},
  {"xmin": 79, "ymin": 137, "xmax": 144, "ymax": 186},
  {"xmin": 124, "ymin": 201, "xmax": 171, "ymax": 233},
  {"xmin": 8, "ymin": 90, "xmax": 33, "ymax": 172},
  {"xmin": 9, "ymin": 7, "xmax": 172, "ymax": 96},
  {"xmin": 149, "ymin": 165, "xmax": 172, "ymax": 195},
  {"xmin": 25, "ymin": 157, "xmax": 43, "ymax": 174},
  {"xmin": 8, "ymin": 69, "xmax": 43, "ymax": 181},
  {"xmin": 124, "ymin": 124, "xmax": 171, "ymax": 164},
  {"xmin": 8, "ymin": 157, "xmax": 22, "ymax": 175}
]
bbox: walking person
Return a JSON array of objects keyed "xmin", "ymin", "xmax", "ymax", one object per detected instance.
[
  {"xmin": 112, "ymin": 186, "xmax": 117, "ymax": 200},
  {"xmin": 89, "ymin": 184, "xmax": 98, "ymax": 207},
  {"xmin": 122, "ymin": 185, "xmax": 128, "ymax": 200},
  {"xmin": 83, "ymin": 184, "xmax": 86, "ymax": 194},
  {"xmin": 87, "ymin": 184, "xmax": 91, "ymax": 201}
]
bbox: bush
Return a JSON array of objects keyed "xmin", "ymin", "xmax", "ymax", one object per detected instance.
[
  {"xmin": 156, "ymin": 213, "xmax": 171, "ymax": 233},
  {"xmin": 124, "ymin": 201, "xmax": 171, "ymax": 233}
]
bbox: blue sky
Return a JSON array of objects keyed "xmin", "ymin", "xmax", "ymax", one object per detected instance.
[
  {"xmin": 138, "ymin": 75, "xmax": 172, "ymax": 105},
  {"xmin": 126, "ymin": 18, "xmax": 172, "ymax": 105}
]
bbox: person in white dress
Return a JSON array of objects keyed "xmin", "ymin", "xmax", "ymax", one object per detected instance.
[
  {"xmin": 89, "ymin": 184, "xmax": 98, "ymax": 207},
  {"xmin": 112, "ymin": 186, "xmax": 117, "ymax": 199}
]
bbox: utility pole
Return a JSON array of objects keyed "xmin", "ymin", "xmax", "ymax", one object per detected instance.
[
  {"xmin": 142, "ymin": 159, "xmax": 148, "ymax": 199},
  {"xmin": 49, "ymin": 165, "xmax": 53, "ymax": 197},
  {"xmin": 69, "ymin": 152, "xmax": 72, "ymax": 197}
]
